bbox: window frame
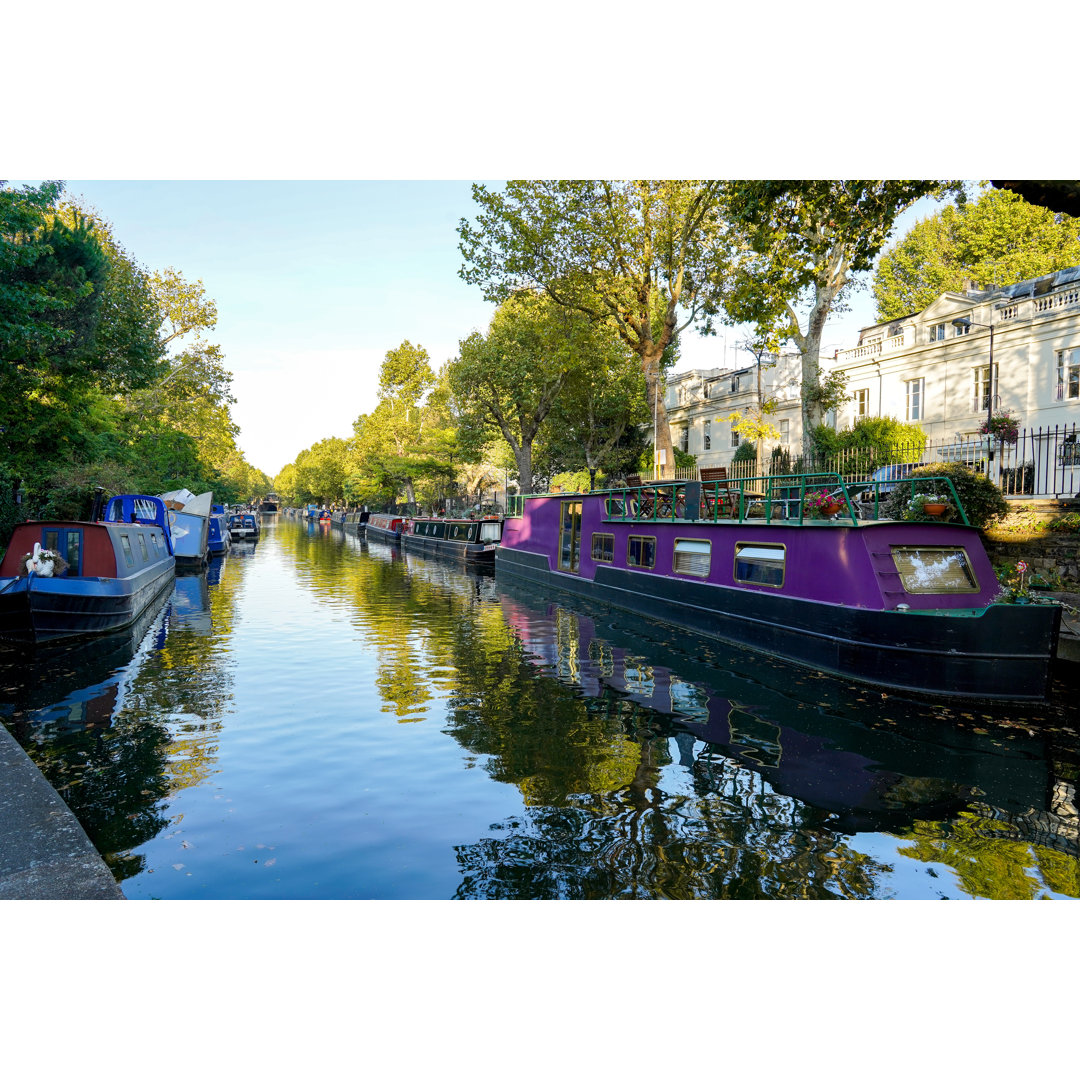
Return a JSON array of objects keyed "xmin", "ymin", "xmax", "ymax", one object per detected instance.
[
  {"xmin": 905, "ymin": 377, "xmax": 924, "ymax": 422},
  {"xmin": 626, "ymin": 534, "xmax": 657, "ymax": 569},
  {"xmin": 591, "ymin": 532, "xmax": 614, "ymax": 563},
  {"xmin": 673, "ymin": 537, "xmax": 712, "ymax": 578},
  {"xmin": 733, "ymin": 542, "xmax": 786, "ymax": 589}
]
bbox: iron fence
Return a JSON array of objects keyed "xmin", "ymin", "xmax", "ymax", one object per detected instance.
[{"xmin": 717, "ymin": 424, "xmax": 1080, "ymax": 500}]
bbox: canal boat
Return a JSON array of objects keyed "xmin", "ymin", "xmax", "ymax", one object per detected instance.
[
  {"xmin": 403, "ymin": 515, "xmax": 504, "ymax": 564},
  {"xmin": 227, "ymin": 511, "xmax": 260, "ymax": 540},
  {"xmin": 364, "ymin": 513, "xmax": 407, "ymax": 546},
  {"xmin": 344, "ymin": 510, "xmax": 370, "ymax": 535},
  {"xmin": 259, "ymin": 494, "xmax": 280, "ymax": 513},
  {"xmin": 305, "ymin": 504, "xmax": 320, "ymax": 520},
  {"xmin": 207, "ymin": 504, "xmax": 231, "ymax": 557},
  {"xmin": 159, "ymin": 489, "xmax": 212, "ymax": 569},
  {"xmin": 0, "ymin": 494, "xmax": 177, "ymax": 647},
  {"xmin": 494, "ymin": 473, "xmax": 1062, "ymax": 701}
]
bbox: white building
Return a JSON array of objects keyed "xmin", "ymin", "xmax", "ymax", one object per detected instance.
[
  {"xmin": 830, "ymin": 266, "xmax": 1080, "ymax": 439},
  {"xmin": 665, "ymin": 351, "xmax": 803, "ymax": 470}
]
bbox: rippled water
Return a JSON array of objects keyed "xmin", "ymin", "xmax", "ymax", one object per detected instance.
[{"xmin": 2, "ymin": 516, "xmax": 1078, "ymax": 899}]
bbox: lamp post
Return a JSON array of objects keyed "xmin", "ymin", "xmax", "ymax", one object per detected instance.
[{"xmin": 953, "ymin": 316, "xmax": 996, "ymax": 463}]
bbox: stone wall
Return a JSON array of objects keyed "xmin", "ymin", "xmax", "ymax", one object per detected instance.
[{"xmin": 982, "ymin": 502, "xmax": 1080, "ymax": 587}]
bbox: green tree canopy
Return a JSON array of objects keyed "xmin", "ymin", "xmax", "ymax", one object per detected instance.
[
  {"xmin": 459, "ymin": 181, "xmax": 732, "ymax": 477},
  {"xmin": 873, "ymin": 185, "xmax": 1080, "ymax": 320},
  {"xmin": 722, "ymin": 180, "xmax": 960, "ymax": 460}
]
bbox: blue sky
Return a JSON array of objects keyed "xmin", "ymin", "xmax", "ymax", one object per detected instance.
[{"xmin": 50, "ymin": 180, "xmax": 934, "ymax": 477}]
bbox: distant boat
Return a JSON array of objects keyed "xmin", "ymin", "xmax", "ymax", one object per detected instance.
[
  {"xmin": 364, "ymin": 513, "xmax": 406, "ymax": 546},
  {"xmin": 404, "ymin": 515, "xmax": 504, "ymax": 564},
  {"xmin": 0, "ymin": 494, "xmax": 177, "ymax": 646},
  {"xmin": 207, "ymin": 504, "xmax": 231, "ymax": 557},
  {"xmin": 259, "ymin": 493, "xmax": 280, "ymax": 513},
  {"xmin": 227, "ymin": 511, "xmax": 260, "ymax": 540},
  {"xmin": 344, "ymin": 510, "xmax": 369, "ymax": 535},
  {"xmin": 159, "ymin": 489, "xmax": 212, "ymax": 569}
]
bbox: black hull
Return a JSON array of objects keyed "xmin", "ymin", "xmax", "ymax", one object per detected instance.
[
  {"xmin": 0, "ymin": 563, "xmax": 176, "ymax": 647},
  {"xmin": 365, "ymin": 525, "xmax": 402, "ymax": 546},
  {"xmin": 495, "ymin": 548, "xmax": 1060, "ymax": 701},
  {"xmin": 403, "ymin": 534, "xmax": 496, "ymax": 564}
]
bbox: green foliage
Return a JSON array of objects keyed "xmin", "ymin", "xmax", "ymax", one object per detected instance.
[
  {"xmin": 732, "ymin": 440, "xmax": 757, "ymax": 464},
  {"xmin": 881, "ymin": 462, "xmax": 1010, "ymax": 529},
  {"xmin": 551, "ymin": 469, "xmax": 591, "ymax": 493},
  {"xmin": 811, "ymin": 416, "xmax": 927, "ymax": 473},
  {"xmin": 874, "ymin": 185, "xmax": 1080, "ymax": 320},
  {"xmin": 459, "ymin": 181, "xmax": 733, "ymax": 472},
  {"xmin": 722, "ymin": 181, "xmax": 960, "ymax": 454}
]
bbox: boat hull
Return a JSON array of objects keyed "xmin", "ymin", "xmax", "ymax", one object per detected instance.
[
  {"xmin": 495, "ymin": 545, "xmax": 1060, "ymax": 701},
  {"xmin": 403, "ymin": 534, "xmax": 498, "ymax": 564},
  {"xmin": 0, "ymin": 559, "xmax": 176, "ymax": 647}
]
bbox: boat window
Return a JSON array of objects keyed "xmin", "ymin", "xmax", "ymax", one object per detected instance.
[
  {"xmin": 627, "ymin": 535, "xmax": 656, "ymax": 569},
  {"xmin": 65, "ymin": 530, "xmax": 81, "ymax": 574},
  {"xmin": 480, "ymin": 522, "xmax": 501, "ymax": 542},
  {"xmin": 591, "ymin": 533, "xmax": 614, "ymax": 563},
  {"xmin": 559, "ymin": 501, "xmax": 583, "ymax": 572},
  {"xmin": 120, "ymin": 534, "xmax": 135, "ymax": 567},
  {"xmin": 151, "ymin": 532, "xmax": 160, "ymax": 551},
  {"xmin": 44, "ymin": 529, "xmax": 60, "ymax": 551},
  {"xmin": 673, "ymin": 538, "xmax": 711, "ymax": 577},
  {"xmin": 137, "ymin": 533, "xmax": 148, "ymax": 561},
  {"xmin": 734, "ymin": 543, "xmax": 786, "ymax": 588},
  {"xmin": 891, "ymin": 547, "xmax": 979, "ymax": 593}
]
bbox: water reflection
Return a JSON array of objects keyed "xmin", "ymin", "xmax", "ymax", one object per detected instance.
[
  {"xmin": 1, "ymin": 518, "xmax": 1076, "ymax": 899},
  {"xmin": 446, "ymin": 579, "xmax": 1078, "ymax": 899}
]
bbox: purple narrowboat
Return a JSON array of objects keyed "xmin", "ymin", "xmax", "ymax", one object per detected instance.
[{"xmin": 495, "ymin": 473, "xmax": 1061, "ymax": 700}]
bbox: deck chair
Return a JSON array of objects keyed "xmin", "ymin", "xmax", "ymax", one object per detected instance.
[{"xmin": 698, "ymin": 467, "xmax": 732, "ymax": 517}]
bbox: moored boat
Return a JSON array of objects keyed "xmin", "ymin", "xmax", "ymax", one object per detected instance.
[
  {"xmin": 403, "ymin": 514, "xmax": 504, "ymax": 564},
  {"xmin": 259, "ymin": 494, "xmax": 280, "ymax": 513},
  {"xmin": 495, "ymin": 472, "xmax": 1062, "ymax": 700},
  {"xmin": 364, "ymin": 513, "xmax": 406, "ymax": 546},
  {"xmin": 159, "ymin": 489, "xmax": 212, "ymax": 569},
  {"xmin": 344, "ymin": 510, "xmax": 370, "ymax": 535},
  {"xmin": 207, "ymin": 504, "xmax": 231, "ymax": 557},
  {"xmin": 227, "ymin": 511, "xmax": 260, "ymax": 540},
  {"xmin": 0, "ymin": 494, "xmax": 177, "ymax": 647}
]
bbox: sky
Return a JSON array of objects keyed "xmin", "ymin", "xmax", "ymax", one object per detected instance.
[{"xmin": 42, "ymin": 180, "xmax": 937, "ymax": 478}]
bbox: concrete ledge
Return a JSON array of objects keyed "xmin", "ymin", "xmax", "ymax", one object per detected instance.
[{"xmin": 0, "ymin": 724, "xmax": 123, "ymax": 900}]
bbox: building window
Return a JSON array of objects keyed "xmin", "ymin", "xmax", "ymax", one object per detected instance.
[
  {"xmin": 888, "ymin": 324, "xmax": 904, "ymax": 338},
  {"xmin": 703, "ymin": 420, "xmax": 711, "ymax": 451},
  {"xmin": 853, "ymin": 388, "xmax": 868, "ymax": 418},
  {"xmin": 1057, "ymin": 348, "xmax": 1080, "ymax": 401},
  {"xmin": 905, "ymin": 378, "xmax": 924, "ymax": 422},
  {"xmin": 779, "ymin": 419, "xmax": 789, "ymax": 443},
  {"xmin": 677, "ymin": 386, "xmax": 686, "ymax": 405},
  {"xmin": 730, "ymin": 375, "xmax": 740, "ymax": 393},
  {"xmin": 973, "ymin": 365, "xmax": 997, "ymax": 411},
  {"xmin": 731, "ymin": 428, "xmax": 740, "ymax": 449},
  {"xmin": 954, "ymin": 321, "xmax": 971, "ymax": 337},
  {"xmin": 678, "ymin": 427, "xmax": 689, "ymax": 453},
  {"xmin": 928, "ymin": 324, "xmax": 945, "ymax": 342}
]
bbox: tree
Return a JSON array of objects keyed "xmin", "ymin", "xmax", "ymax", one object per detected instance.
[
  {"xmin": 446, "ymin": 291, "xmax": 599, "ymax": 495},
  {"xmin": 722, "ymin": 181, "xmax": 960, "ymax": 461},
  {"xmin": 873, "ymin": 185, "xmax": 1080, "ymax": 319},
  {"xmin": 459, "ymin": 181, "xmax": 732, "ymax": 478}
]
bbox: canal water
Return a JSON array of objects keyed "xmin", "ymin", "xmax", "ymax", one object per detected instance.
[{"xmin": 2, "ymin": 515, "xmax": 1078, "ymax": 900}]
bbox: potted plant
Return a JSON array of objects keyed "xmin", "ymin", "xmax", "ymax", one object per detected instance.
[
  {"xmin": 904, "ymin": 492, "xmax": 954, "ymax": 521},
  {"xmin": 980, "ymin": 409, "xmax": 1020, "ymax": 444},
  {"xmin": 804, "ymin": 489, "xmax": 843, "ymax": 518},
  {"xmin": 18, "ymin": 543, "xmax": 68, "ymax": 578}
]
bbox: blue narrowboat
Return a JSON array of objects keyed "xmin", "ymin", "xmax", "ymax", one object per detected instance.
[
  {"xmin": 207, "ymin": 503, "xmax": 231, "ymax": 557},
  {"xmin": 0, "ymin": 494, "xmax": 177, "ymax": 647}
]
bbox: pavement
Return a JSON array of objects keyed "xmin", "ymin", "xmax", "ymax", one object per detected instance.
[{"xmin": 0, "ymin": 723, "xmax": 123, "ymax": 900}]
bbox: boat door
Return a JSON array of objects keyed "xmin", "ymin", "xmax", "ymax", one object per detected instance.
[{"xmin": 558, "ymin": 500, "xmax": 583, "ymax": 572}]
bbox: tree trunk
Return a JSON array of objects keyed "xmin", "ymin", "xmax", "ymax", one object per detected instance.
[
  {"xmin": 516, "ymin": 441, "xmax": 534, "ymax": 496},
  {"xmin": 799, "ymin": 286, "xmax": 832, "ymax": 466},
  {"xmin": 643, "ymin": 349, "xmax": 673, "ymax": 479}
]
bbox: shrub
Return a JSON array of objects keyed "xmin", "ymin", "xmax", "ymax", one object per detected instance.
[
  {"xmin": 732, "ymin": 440, "xmax": 757, "ymax": 464},
  {"xmin": 881, "ymin": 462, "xmax": 1009, "ymax": 529}
]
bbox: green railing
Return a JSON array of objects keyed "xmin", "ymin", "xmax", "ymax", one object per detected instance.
[{"xmin": 508, "ymin": 474, "xmax": 970, "ymax": 526}]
